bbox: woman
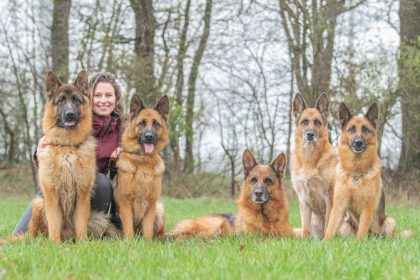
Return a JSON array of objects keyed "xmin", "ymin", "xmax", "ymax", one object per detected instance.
[{"xmin": 13, "ymin": 72, "xmax": 124, "ymax": 235}]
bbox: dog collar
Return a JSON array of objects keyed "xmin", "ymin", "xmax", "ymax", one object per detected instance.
[{"xmin": 353, "ymin": 175, "xmax": 362, "ymax": 185}]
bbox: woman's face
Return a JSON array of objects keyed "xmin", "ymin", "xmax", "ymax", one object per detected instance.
[{"xmin": 92, "ymin": 82, "xmax": 116, "ymax": 116}]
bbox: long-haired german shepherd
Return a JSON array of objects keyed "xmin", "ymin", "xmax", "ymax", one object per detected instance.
[
  {"xmin": 324, "ymin": 102, "xmax": 412, "ymax": 240},
  {"xmin": 29, "ymin": 70, "xmax": 116, "ymax": 243},
  {"xmin": 171, "ymin": 149, "xmax": 297, "ymax": 238},
  {"xmin": 113, "ymin": 95, "xmax": 169, "ymax": 239},
  {"xmin": 291, "ymin": 93, "xmax": 337, "ymax": 238}
]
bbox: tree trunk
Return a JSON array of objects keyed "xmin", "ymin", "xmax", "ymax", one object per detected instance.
[
  {"xmin": 398, "ymin": 0, "xmax": 420, "ymax": 172},
  {"xmin": 183, "ymin": 0, "xmax": 213, "ymax": 173},
  {"xmin": 171, "ymin": 0, "xmax": 191, "ymax": 174},
  {"xmin": 129, "ymin": 0, "xmax": 157, "ymax": 105},
  {"xmin": 279, "ymin": 1, "xmax": 365, "ymax": 105},
  {"xmin": 0, "ymin": 108, "xmax": 16, "ymax": 164},
  {"xmin": 51, "ymin": 0, "xmax": 71, "ymax": 83}
]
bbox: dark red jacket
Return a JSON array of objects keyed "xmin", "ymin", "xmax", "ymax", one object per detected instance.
[
  {"xmin": 92, "ymin": 112, "xmax": 120, "ymax": 179},
  {"xmin": 33, "ymin": 112, "xmax": 121, "ymax": 179}
]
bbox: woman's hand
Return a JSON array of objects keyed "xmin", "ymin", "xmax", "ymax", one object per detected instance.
[
  {"xmin": 36, "ymin": 136, "xmax": 50, "ymax": 154},
  {"xmin": 110, "ymin": 147, "xmax": 123, "ymax": 161}
]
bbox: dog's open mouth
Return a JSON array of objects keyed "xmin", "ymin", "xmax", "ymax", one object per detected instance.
[
  {"xmin": 350, "ymin": 145, "xmax": 365, "ymax": 154},
  {"xmin": 252, "ymin": 196, "xmax": 267, "ymax": 204},
  {"xmin": 143, "ymin": 144, "xmax": 155, "ymax": 154},
  {"xmin": 64, "ymin": 120, "xmax": 77, "ymax": 127},
  {"xmin": 253, "ymin": 199, "xmax": 265, "ymax": 204}
]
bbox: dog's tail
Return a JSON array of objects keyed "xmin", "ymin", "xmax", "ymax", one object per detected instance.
[
  {"xmin": 171, "ymin": 213, "xmax": 235, "ymax": 239},
  {"xmin": 88, "ymin": 212, "xmax": 120, "ymax": 238},
  {"xmin": 382, "ymin": 216, "xmax": 414, "ymax": 238},
  {"xmin": 0, "ymin": 233, "xmax": 26, "ymax": 245}
]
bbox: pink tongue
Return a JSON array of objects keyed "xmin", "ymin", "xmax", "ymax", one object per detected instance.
[{"xmin": 144, "ymin": 144, "xmax": 155, "ymax": 154}]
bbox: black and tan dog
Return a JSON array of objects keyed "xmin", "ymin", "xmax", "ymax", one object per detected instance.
[
  {"xmin": 291, "ymin": 93, "xmax": 337, "ymax": 238},
  {"xmin": 113, "ymin": 95, "xmax": 168, "ymax": 239},
  {"xmin": 29, "ymin": 70, "xmax": 116, "ymax": 243},
  {"xmin": 324, "ymin": 102, "xmax": 412, "ymax": 240},
  {"xmin": 171, "ymin": 149, "xmax": 298, "ymax": 238}
]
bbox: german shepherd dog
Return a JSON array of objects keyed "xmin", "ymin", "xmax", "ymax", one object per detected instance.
[
  {"xmin": 113, "ymin": 95, "xmax": 168, "ymax": 239},
  {"xmin": 171, "ymin": 149, "xmax": 297, "ymax": 238},
  {"xmin": 29, "ymin": 70, "xmax": 116, "ymax": 243},
  {"xmin": 291, "ymin": 93, "xmax": 337, "ymax": 238},
  {"xmin": 324, "ymin": 102, "xmax": 412, "ymax": 240}
]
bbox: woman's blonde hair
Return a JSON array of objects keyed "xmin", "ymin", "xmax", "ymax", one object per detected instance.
[{"xmin": 88, "ymin": 72, "xmax": 125, "ymax": 117}]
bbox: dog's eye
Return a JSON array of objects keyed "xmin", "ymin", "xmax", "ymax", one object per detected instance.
[
  {"xmin": 58, "ymin": 97, "xmax": 66, "ymax": 105},
  {"xmin": 250, "ymin": 177, "xmax": 257, "ymax": 184},
  {"xmin": 153, "ymin": 120, "xmax": 160, "ymax": 128},
  {"xmin": 72, "ymin": 97, "xmax": 80, "ymax": 104},
  {"xmin": 264, "ymin": 177, "xmax": 272, "ymax": 185},
  {"xmin": 348, "ymin": 125, "xmax": 356, "ymax": 133},
  {"xmin": 314, "ymin": 119, "xmax": 321, "ymax": 126},
  {"xmin": 362, "ymin": 125, "xmax": 369, "ymax": 133},
  {"xmin": 301, "ymin": 119, "xmax": 308, "ymax": 126},
  {"xmin": 139, "ymin": 120, "xmax": 146, "ymax": 128}
]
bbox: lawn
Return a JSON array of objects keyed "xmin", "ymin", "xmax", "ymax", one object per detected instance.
[{"xmin": 0, "ymin": 196, "xmax": 419, "ymax": 279}]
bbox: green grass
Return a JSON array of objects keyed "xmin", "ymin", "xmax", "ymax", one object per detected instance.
[{"xmin": 0, "ymin": 197, "xmax": 419, "ymax": 279}]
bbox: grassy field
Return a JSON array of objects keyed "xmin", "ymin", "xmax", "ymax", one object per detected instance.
[{"xmin": 0, "ymin": 196, "xmax": 419, "ymax": 279}]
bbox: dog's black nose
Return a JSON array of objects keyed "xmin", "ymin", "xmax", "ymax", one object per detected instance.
[
  {"xmin": 254, "ymin": 189, "xmax": 263, "ymax": 197},
  {"xmin": 145, "ymin": 132, "xmax": 154, "ymax": 142},
  {"xmin": 354, "ymin": 139, "xmax": 364, "ymax": 147},
  {"xmin": 306, "ymin": 132, "xmax": 314, "ymax": 140},
  {"xmin": 66, "ymin": 111, "xmax": 75, "ymax": 119}
]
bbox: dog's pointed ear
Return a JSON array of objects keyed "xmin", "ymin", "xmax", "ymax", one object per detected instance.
[
  {"xmin": 292, "ymin": 94, "xmax": 307, "ymax": 122},
  {"xmin": 74, "ymin": 70, "xmax": 89, "ymax": 96},
  {"xmin": 339, "ymin": 102, "xmax": 353, "ymax": 129},
  {"xmin": 155, "ymin": 95, "xmax": 169, "ymax": 121},
  {"xmin": 270, "ymin": 153, "xmax": 287, "ymax": 179},
  {"xmin": 315, "ymin": 93, "xmax": 329, "ymax": 122},
  {"xmin": 242, "ymin": 149, "xmax": 258, "ymax": 177},
  {"xmin": 130, "ymin": 94, "xmax": 145, "ymax": 119},
  {"xmin": 365, "ymin": 102, "xmax": 379, "ymax": 129},
  {"xmin": 46, "ymin": 71, "xmax": 62, "ymax": 98}
]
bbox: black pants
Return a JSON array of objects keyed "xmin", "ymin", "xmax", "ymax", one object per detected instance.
[{"xmin": 12, "ymin": 173, "xmax": 114, "ymax": 236}]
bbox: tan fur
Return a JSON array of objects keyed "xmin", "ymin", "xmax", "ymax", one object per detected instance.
[
  {"xmin": 172, "ymin": 150, "xmax": 297, "ymax": 238},
  {"xmin": 171, "ymin": 215, "xmax": 234, "ymax": 238},
  {"xmin": 34, "ymin": 70, "xmax": 98, "ymax": 243},
  {"xmin": 324, "ymin": 103, "xmax": 412, "ymax": 240},
  {"xmin": 291, "ymin": 93, "xmax": 337, "ymax": 238},
  {"xmin": 113, "ymin": 95, "xmax": 169, "ymax": 240},
  {"xmin": 28, "ymin": 196, "xmax": 119, "ymax": 240}
]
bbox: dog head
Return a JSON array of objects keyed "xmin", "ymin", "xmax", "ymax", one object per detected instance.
[
  {"xmin": 242, "ymin": 149, "xmax": 287, "ymax": 205},
  {"xmin": 292, "ymin": 93, "xmax": 329, "ymax": 144},
  {"xmin": 338, "ymin": 102, "xmax": 378, "ymax": 155},
  {"xmin": 123, "ymin": 95, "xmax": 169, "ymax": 155},
  {"xmin": 45, "ymin": 70, "xmax": 89, "ymax": 129}
]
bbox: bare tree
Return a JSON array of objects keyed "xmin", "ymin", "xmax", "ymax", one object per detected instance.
[
  {"xmin": 278, "ymin": 0, "xmax": 366, "ymax": 104},
  {"xmin": 51, "ymin": 0, "xmax": 71, "ymax": 82},
  {"xmin": 398, "ymin": 0, "xmax": 420, "ymax": 172},
  {"xmin": 184, "ymin": 0, "xmax": 213, "ymax": 173},
  {"xmin": 129, "ymin": 0, "xmax": 157, "ymax": 105}
]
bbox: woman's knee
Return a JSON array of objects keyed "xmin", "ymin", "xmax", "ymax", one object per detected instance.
[{"xmin": 91, "ymin": 173, "xmax": 113, "ymax": 213}]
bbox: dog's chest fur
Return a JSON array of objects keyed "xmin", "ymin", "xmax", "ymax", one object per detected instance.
[
  {"xmin": 38, "ymin": 136, "xmax": 96, "ymax": 220},
  {"xmin": 292, "ymin": 143, "xmax": 336, "ymax": 210},
  {"xmin": 336, "ymin": 161, "xmax": 382, "ymax": 217},
  {"xmin": 116, "ymin": 153, "xmax": 164, "ymax": 226},
  {"xmin": 292, "ymin": 168, "xmax": 332, "ymax": 215}
]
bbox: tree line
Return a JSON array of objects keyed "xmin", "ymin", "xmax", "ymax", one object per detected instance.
[{"xmin": 0, "ymin": 0, "xmax": 418, "ymax": 195}]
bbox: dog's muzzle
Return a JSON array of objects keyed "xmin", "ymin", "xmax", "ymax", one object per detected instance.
[
  {"xmin": 59, "ymin": 109, "xmax": 79, "ymax": 128},
  {"xmin": 140, "ymin": 130, "xmax": 157, "ymax": 154},
  {"xmin": 252, "ymin": 187, "xmax": 268, "ymax": 204},
  {"xmin": 350, "ymin": 136, "xmax": 366, "ymax": 154},
  {"xmin": 303, "ymin": 129, "xmax": 318, "ymax": 142}
]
